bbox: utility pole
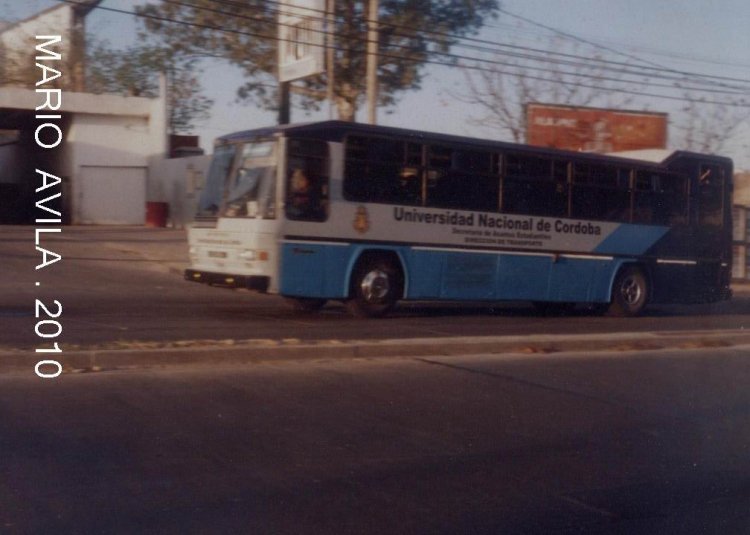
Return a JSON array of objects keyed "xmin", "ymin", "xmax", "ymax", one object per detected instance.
[
  {"xmin": 278, "ymin": 80, "xmax": 291, "ymax": 125},
  {"xmin": 326, "ymin": 0, "xmax": 335, "ymax": 119},
  {"xmin": 69, "ymin": 0, "xmax": 104, "ymax": 92},
  {"xmin": 366, "ymin": 0, "xmax": 378, "ymax": 124}
]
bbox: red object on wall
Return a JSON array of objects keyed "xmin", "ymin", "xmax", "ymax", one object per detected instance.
[{"xmin": 145, "ymin": 202, "xmax": 169, "ymax": 227}]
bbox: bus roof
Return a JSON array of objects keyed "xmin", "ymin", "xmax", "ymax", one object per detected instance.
[{"xmin": 217, "ymin": 120, "xmax": 732, "ymax": 169}]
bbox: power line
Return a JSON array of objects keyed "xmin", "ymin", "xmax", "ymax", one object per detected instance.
[
  {"xmin": 59, "ymin": 0, "xmax": 750, "ymax": 108},
  {"xmin": 243, "ymin": 0, "xmax": 750, "ymax": 89},
  {"xmin": 156, "ymin": 0, "xmax": 750, "ymax": 96}
]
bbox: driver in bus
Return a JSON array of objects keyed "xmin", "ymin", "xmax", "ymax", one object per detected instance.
[{"xmin": 288, "ymin": 168, "xmax": 317, "ymax": 218}]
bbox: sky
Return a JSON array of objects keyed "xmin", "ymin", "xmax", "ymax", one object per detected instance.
[{"xmin": 3, "ymin": 0, "xmax": 749, "ymax": 168}]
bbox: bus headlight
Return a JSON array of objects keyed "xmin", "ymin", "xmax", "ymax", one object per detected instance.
[{"xmin": 239, "ymin": 250, "xmax": 269, "ymax": 261}]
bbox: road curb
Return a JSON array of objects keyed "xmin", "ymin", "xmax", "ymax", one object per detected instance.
[{"xmin": 3, "ymin": 329, "xmax": 750, "ymax": 373}]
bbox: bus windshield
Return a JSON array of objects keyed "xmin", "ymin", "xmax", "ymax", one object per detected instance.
[
  {"xmin": 197, "ymin": 143, "xmax": 236, "ymax": 217},
  {"xmin": 224, "ymin": 141, "xmax": 277, "ymax": 219}
]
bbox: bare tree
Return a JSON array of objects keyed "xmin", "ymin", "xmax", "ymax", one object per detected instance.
[
  {"xmin": 455, "ymin": 31, "xmax": 750, "ymax": 157},
  {"xmin": 453, "ymin": 36, "xmax": 640, "ymax": 143},
  {"xmin": 673, "ymin": 94, "xmax": 750, "ymax": 155}
]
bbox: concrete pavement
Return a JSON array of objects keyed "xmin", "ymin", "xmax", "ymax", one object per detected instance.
[{"xmin": 4, "ymin": 346, "xmax": 750, "ymax": 533}]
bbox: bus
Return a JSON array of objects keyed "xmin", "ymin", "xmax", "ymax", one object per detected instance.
[{"xmin": 184, "ymin": 120, "xmax": 733, "ymax": 317}]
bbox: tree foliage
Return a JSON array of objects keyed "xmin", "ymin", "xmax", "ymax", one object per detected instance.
[
  {"xmin": 86, "ymin": 40, "xmax": 213, "ymax": 134},
  {"xmin": 136, "ymin": 0, "xmax": 499, "ymax": 120}
]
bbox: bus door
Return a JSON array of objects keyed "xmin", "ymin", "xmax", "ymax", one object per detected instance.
[
  {"xmin": 693, "ymin": 162, "xmax": 727, "ymax": 256},
  {"xmin": 695, "ymin": 162, "xmax": 731, "ymax": 298}
]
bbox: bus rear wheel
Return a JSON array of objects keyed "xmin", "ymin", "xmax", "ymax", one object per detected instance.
[
  {"xmin": 608, "ymin": 266, "xmax": 648, "ymax": 317},
  {"xmin": 347, "ymin": 256, "xmax": 402, "ymax": 318}
]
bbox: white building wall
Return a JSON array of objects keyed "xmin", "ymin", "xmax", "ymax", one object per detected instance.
[
  {"xmin": 66, "ymin": 91, "xmax": 167, "ymax": 224},
  {"xmin": 148, "ymin": 154, "xmax": 212, "ymax": 228},
  {"xmin": 0, "ymin": 86, "xmax": 168, "ymax": 224},
  {"xmin": 68, "ymin": 114, "xmax": 154, "ymax": 167}
]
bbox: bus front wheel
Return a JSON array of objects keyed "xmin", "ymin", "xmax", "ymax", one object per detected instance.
[
  {"xmin": 347, "ymin": 256, "xmax": 402, "ymax": 318},
  {"xmin": 608, "ymin": 266, "xmax": 649, "ymax": 317}
]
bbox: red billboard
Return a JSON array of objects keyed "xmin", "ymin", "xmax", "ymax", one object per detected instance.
[{"xmin": 526, "ymin": 103, "xmax": 668, "ymax": 153}]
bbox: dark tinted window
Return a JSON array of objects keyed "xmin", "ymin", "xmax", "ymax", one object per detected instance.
[
  {"xmin": 285, "ymin": 139, "xmax": 329, "ymax": 222},
  {"xmin": 633, "ymin": 171, "xmax": 688, "ymax": 225},
  {"xmin": 571, "ymin": 164, "xmax": 630, "ymax": 222},
  {"xmin": 344, "ymin": 136, "xmax": 500, "ymax": 211},
  {"xmin": 502, "ymin": 155, "xmax": 567, "ymax": 217},
  {"xmin": 426, "ymin": 146, "xmax": 499, "ymax": 212},
  {"xmin": 344, "ymin": 136, "xmax": 418, "ymax": 205}
]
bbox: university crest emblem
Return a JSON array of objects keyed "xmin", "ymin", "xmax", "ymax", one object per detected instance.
[{"xmin": 353, "ymin": 206, "xmax": 370, "ymax": 234}]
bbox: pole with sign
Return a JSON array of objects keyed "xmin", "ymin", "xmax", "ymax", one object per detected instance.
[{"xmin": 277, "ymin": 0, "xmax": 326, "ymax": 124}]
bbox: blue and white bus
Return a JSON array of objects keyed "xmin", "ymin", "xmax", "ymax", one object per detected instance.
[{"xmin": 185, "ymin": 121, "xmax": 733, "ymax": 317}]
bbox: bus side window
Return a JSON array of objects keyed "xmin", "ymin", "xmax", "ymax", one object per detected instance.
[
  {"xmin": 653, "ymin": 173, "xmax": 688, "ymax": 226},
  {"xmin": 503, "ymin": 155, "xmax": 566, "ymax": 217},
  {"xmin": 286, "ymin": 139, "xmax": 329, "ymax": 222},
  {"xmin": 425, "ymin": 147, "xmax": 499, "ymax": 212},
  {"xmin": 425, "ymin": 145, "xmax": 451, "ymax": 207},
  {"xmin": 344, "ymin": 136, "xmax": 417, "ymax": 205},
  {"xmin": 571, "ymin": 165, "xmax": 630, "ymax": 223},
  {"xmin": 633, "ymin": 172, "xmax": 657, "ymax": 224},
  {"xmin": 632, "ymin": 171, "xmax": 687, "ymax": 226}
]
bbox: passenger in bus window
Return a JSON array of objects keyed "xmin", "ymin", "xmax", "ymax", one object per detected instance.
[
  {"xmin": 399, "ymin": 167, "xmax": 421, "ymax": 204},
  {"xmin": 289, "ymin": 168, "xmax": 312, "ymax": 214},
  {"xmin": 288, "ymin": 167, "xmax": 326, "ymax": 220}
]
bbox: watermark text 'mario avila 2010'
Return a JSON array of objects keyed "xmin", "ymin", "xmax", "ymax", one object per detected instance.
[{"xmin": 34, "ymin": 35, "xmax": 65, "ymax": 379}]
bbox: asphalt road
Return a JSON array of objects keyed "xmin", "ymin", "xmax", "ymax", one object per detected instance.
[
  {"xmin": 1, "ymin": 226, "xmax": 748, "ymax": 350},
  {"xmin": 3, "ymin": 346, "xmax": 750, "ymax": 533}
]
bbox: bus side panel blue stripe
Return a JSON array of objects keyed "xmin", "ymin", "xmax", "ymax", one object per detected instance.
[
  {"xmin": 594, "ymin": 225, "xmax": 668, "ymax": 255},
  {"xmin": 403, "ymin": 250, "xmax": 443, "ymax": 299},
  {"xmin": 280, "ymin": 243, "xmax": 352, "ymax": 298},
  {"xmin": 398, "ymin": 248, "xmax": 623, "ymax": 303},
  {"xmin": 548, "ymin": 258, "xmax": 595, "ymax": 301},
  {"xmin": 497, "ymin": 255, "xmax": 551, "ymax": 300},
  {"xmin": 282, "ymin": 243, "xmax": 623, "ymax": 304},
  {"xmin": 547, "ymin": 257, "xmax": 621, "ymax": 302},
  {"xmin": 443, "ymin": 253, "xmax": 498, "ymax": 299},
  {"xmin": 324, "ymin": 246, "xmax": 356, "ymax": 297}
]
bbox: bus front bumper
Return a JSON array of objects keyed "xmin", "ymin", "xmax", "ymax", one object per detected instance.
[{"xmin": 184, "ymin": 269, "xmax": 270, "ymax": 293}]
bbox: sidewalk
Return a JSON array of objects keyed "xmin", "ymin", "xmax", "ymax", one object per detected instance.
[{"xmin": 4, "ymin": 329, "xmax": 750, "ymax": 373}]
